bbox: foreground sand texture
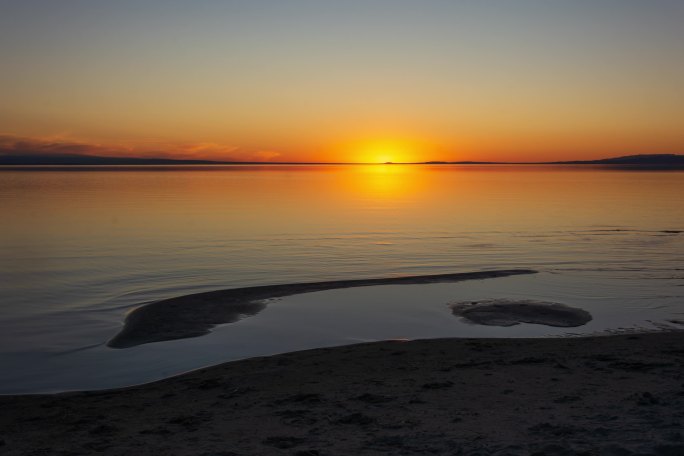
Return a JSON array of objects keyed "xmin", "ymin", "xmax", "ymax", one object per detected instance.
[
  {"xmin": 3, "ymin": 332, "xmax": 684, "ymax": 455},
  {"xmin": 108, "ymin": 269, "xmax": 537, "ymax": 348}
]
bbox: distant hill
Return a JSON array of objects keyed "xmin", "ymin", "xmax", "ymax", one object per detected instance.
[
  {"xmin": 421, "ymin": 154, "xmax": 684, "ymax": 166},
  {"xmin": 551, "ymin": 154, "xmax": 684, "ymax": 165}
]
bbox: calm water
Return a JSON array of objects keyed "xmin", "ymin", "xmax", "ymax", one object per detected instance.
[{"xmin": 0, "ymin": 165, "xmax": 682, "ymax": 393}]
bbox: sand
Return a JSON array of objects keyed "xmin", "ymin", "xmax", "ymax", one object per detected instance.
[
  {"xmin": 2, "ymin": 331, "xmax": 684, "ymax": 455},
  {"xmin": 450, "ymin": 299, "xmax": 593, "ymax": 327},
  {"xmin": 108, "ymin": 269, "xmax": 537, "ymax": 348}
]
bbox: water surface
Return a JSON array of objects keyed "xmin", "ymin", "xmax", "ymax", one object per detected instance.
[{"xmin": 0, "ymin": 165, "xmax": 682, "ymax": 393}]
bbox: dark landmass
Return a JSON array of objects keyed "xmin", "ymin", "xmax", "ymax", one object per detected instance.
[
  {"xmin": 424, "ymin": 161, "xmax": 506, "ymax": 165},
  {"xmin": 426, "ymin": 154, "xmax": 684, "ymax": 167},
  {"xmin": 552, "ymin": 154, "xmax": 684, "ymax": 165},
  {"xmin": 1, "ymin": 153, "xmax": 683, "ymax": 166},
  {"xmin": 109, "ymin": 269, "xmax": 536, "ymax": 348},
  {"xmin": 450, "ymin": 299, "xmax": 592, "ymax": 327},
  {"xmin": 2, "ymin": 331, "xmax": 684, "ymax": 455}
]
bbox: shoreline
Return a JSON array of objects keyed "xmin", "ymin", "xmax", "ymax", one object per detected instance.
[
  {"xmin": 3, "ymin": 331, "xmax": 683, "ymax": 455},
  {"xmin": 109, "ymin": 269, "xmax": 537, "ymax": 348}
]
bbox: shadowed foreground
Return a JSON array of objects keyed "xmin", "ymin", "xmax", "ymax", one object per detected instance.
[
  {"xmin": 3, "ymin": 332, "xmax": 684, "ymax": 455},
  {"xmin": 109, "ymin": 269, "xmax": 537, "ymax": 348}
]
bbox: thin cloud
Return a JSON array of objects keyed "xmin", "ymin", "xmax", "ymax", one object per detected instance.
[
  {"xmin": 0, "ymin": 135, "xmax": 121, "ymax": 157},
  {"xmin": 0, "ymin": 134, "xmax": 281, "ymax": 162},
  {"xmin": 250, "ymin": 150, "xmax": 282, "ymax": 162}
]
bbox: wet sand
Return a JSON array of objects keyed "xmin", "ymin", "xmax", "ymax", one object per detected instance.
[
  {"xmin": 109, "ymin": 269, "xmax": 537, "ymax": 348},
  {"xmin": 2, "ymin": 331, "xmax": 684, "ymax": 455},
  {"xmin": 450, "ymin": 299, "xmax": 593, "ymax": 327}
]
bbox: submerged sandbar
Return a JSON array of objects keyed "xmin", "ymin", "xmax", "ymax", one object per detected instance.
[
  {"xmin": 108, "ymin": 269, "xmax": 537, "ymax": 348},
  {"xmin": 450, "ymin": 299, "xmax": 592, "ymax": 327}
]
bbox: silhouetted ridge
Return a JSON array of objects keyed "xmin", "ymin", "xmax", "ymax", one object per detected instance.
[
  {"xmin": 420, "ymin": 154, "xmax": 684, "ymax": 166},
  {"xmin": 552, "ymin": 154, "xmax": 684, "ymax": 165}
]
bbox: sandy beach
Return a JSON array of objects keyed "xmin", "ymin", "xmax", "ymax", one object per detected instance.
[{"xmin": 2, "ymin": 331, "xmax": 684, "ymax": 455}]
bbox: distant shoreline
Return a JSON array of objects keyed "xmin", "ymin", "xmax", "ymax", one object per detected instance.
[
  {"xmin": 1, "ymin": 153, "xmax": 683, "ymax": 166},
  {"xmin": 2, "ymin": 163, "xmax": 683, "ymax": 171}
]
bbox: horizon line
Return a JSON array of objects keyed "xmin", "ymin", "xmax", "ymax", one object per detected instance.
[{"xmin": 1, "ymin": 153, "xmax": 683, "ymax": 167}]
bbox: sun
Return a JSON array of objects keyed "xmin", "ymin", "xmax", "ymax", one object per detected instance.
[{"xmin": 343, "ymin": 138, "xmax": 425, "ymax": 163}]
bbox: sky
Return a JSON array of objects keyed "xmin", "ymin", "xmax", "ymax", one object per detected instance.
[{"xmin": 1, "ymin": 0, "xmax": 683, "ymax": 163}]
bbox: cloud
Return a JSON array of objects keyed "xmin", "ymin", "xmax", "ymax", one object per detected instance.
[
  {"xmin": 0, "ymin": 134, "xmax": 282, "ymax": 162},
  {"xmin": 0, "ymin": 134, "xmax": 131, "ymax": 157},
  {"xmin": 251, "ymin": 150, "xmax": 282, "ymax": 161},
  {"xmin": 173, "ymin": 142, "xmax": 241, "ymax": 160}
]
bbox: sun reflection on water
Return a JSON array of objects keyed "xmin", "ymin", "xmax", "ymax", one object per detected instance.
[{"xmin": 341, "ymin": 164, "xmax": 427, "ymax": 200}]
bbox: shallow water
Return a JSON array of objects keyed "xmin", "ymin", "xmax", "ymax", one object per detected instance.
[{"xmin": 0, "ymin": 164, "xmax": 682, "ymax": 393}]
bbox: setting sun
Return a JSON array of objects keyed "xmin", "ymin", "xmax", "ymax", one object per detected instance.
[{"xmin": 338, "ymin": 138, "xmax": 433, "ymax": 163}]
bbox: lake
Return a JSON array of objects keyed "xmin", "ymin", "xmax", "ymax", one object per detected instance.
[{"xmin": 0, "ymin": 164, "xmax": 682, "ymax": 393}]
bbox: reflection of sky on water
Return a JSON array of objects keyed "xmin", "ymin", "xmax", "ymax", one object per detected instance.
[
  {"xmin": 1, "ymin": 271, "xmax": 682, "ymax": 394},
  {"xmin": 0, "ymin": 165, "xmax": 682, "ymax": 393}
]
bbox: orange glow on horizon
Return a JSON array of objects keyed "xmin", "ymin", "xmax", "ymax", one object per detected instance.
[
  {"xmin": 334, "ymin": 138, "xmax": 442, "ymax": 163},
  {"xmin": 1, "ymin": 131, "xmax": 683, "ymax": 164},
  {"xmin": 3, "ymin": 4, "xmax": 684, "ymax": 165}
]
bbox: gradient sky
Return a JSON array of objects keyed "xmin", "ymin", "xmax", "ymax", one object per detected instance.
[{"xmin": 1, "ymin": 0, "xmax": 683, "ymax": 162}]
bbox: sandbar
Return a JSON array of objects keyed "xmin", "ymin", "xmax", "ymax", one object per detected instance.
[
  {"xmin": 108, "ymin": 269, "xmax": 537, "ymax": 348},
  {"xmin": 450, "ymin": 299, "xmax": 592, "ymax": 327}
]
